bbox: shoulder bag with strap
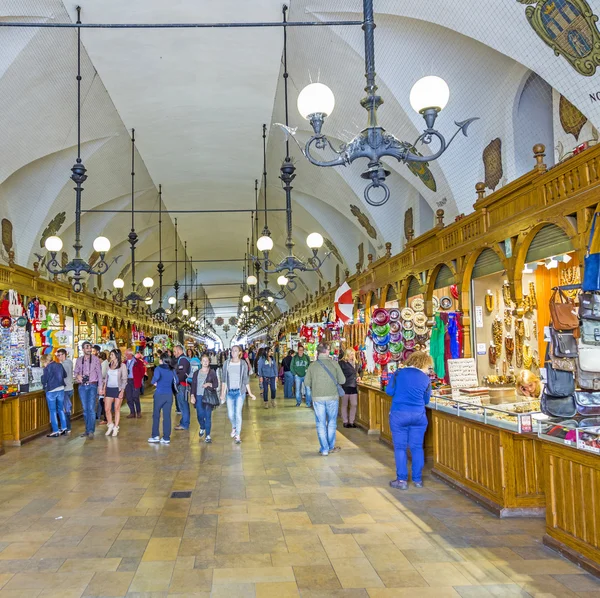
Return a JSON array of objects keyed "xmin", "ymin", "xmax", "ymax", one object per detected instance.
[
  {"xmin": 316, "ymin": 359, "xmax": 345, "ymax": 397},
  {"xmin": 583, "ymin": 212, "xmax": 600, "ymax": 292},
  {"xmin": 549, "ymin": 288, "xmax": 579, "ymax": 331}
]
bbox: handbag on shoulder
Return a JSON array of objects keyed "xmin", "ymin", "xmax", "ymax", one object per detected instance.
[
  {"xmin": 549, "ymin": 288, "xmax": 579, "ymax": 330},
  {"xmin": 202, "ymin": 387, "xmax": 220, "ymax": 407}
]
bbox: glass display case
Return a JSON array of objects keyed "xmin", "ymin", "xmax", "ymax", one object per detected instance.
[
  {"xmin": 538, "ymin": 417, "xmax": 600, "ymax": 455},
  {"xmin": 430, "ymin": 394, "xmax": 541, "ymax": 433}
]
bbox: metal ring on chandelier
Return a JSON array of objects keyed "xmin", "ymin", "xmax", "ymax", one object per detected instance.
[{"xmin": 364, "ymin": 181, "xmax": 390, "ymax": 207}]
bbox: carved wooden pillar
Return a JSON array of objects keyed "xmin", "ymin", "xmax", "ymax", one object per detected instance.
[
  {"xmin": 367, "ymin": 254, "xmax": 373, "ymax": 267},
  {"xmin": 385, "ymin": 242, "xmax": 392, "ymax": 257},
  {"xmin": 533, "ymin": 143, "xmax": 547, "ymax": 172},
  {"xmin": 475, "ymin": 182, "xmax": 486, "ymax": 202},
  {"xmin": 436, "ymin": 209, "xmax": 445, "ymax": 228},
  {"xmin": 406, "ymin": 229, "xmax": 414, "ymax": 242}
]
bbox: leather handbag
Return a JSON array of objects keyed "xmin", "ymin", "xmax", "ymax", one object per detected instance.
[
  {"xmin": 202, "ymin": 387, "xmax": 220, "ymax": 407},
  {"xmin": 581, "ymin": 319, "xmax": 600, "ymax": 345},
  {"xmin": 550, "ymin": 327, "xmax": 578, "ymax": 358},
  {"xmin": 541, "ymin": 389, "xmax": 577, "ymax": 418},
  {"xmin": 580, "ymin": 293, "xmax": 600, "ymax": 321},
  {"xmin": 578, "ymin": 341, "xmax": 600, "ymax": 371},
  {"xmin": 545, "ymin": 359, "xmax": 575, "ymax": 397},
  {"xmin": 549, "ymin": 288, "xmax": 579, "ymax": 330},
  {"xmin": 583, "ymin": 212, "xmax": 600, "ymax": 292},
  {"xmin": 577, "ymin": 362, "xmax": 600, "ymax": 391},
  {"xmin": 575, "ymin": 391, "xmax": 600, "ymax": 416}
]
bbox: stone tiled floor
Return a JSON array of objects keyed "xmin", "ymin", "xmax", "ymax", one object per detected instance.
[{"xmin": 0, "ymin": 383, "xmax": 598, "ymax": 597}]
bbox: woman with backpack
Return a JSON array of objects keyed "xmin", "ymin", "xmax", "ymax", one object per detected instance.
[{"xmin": 190, "ymin": 354, "xmax": 219, "ymax": 443}]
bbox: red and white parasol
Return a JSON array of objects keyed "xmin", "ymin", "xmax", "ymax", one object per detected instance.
[{"xmin": 334, "ymin": 281, "xmax": 353, "ymax": 324}]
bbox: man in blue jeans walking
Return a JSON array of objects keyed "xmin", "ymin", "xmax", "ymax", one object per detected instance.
[
  {"xmin": 291, "ymin": 344, "xmax": 312, "ymax": 407},
  {"xmin": 74, "ymin": 341, "xmax": 103, "ymax": 438},
  {"xmin": 173, "ymin": 344, "xmax": 191, "ymax": 431},
  {"xmin": 303, "ymin": 343, "xmax": 345, "ymax": 456}
]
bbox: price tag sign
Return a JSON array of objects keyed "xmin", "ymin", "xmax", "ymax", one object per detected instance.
[
  {"xmin": 475, "ymin": 306, "xmax": 483, "ymax": 328},
  {"xmin": 476, "ymin": 343, "xmax": 487, "ymax": 356},
  {"xmin": 520, "ymin": 414, "xmax": 533, "ymax": 434}
]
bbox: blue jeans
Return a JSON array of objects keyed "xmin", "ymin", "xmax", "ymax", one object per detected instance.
[
  {"xmin": 262, "ymin": 377, "xmax": 276, "ymax": 402},
  {"xmin": 152, "ymin": 393, "xmax": 172, "ymax": 441},
  {"xmin": 46, "ymin": 390, "xmax": 67, "ymax": 433},
  {"xmin": 63, "ymin": 390, "xmax": 73, "ymax": 431},
  {"xmin": 295, "ymin": 375, "xmax": 312, "ymax": 406},
  {"xmin": 177, "ymin": 385, "xmax": 190, "ymax": 429},
  {"xmin": 226, "ymin": 389, "xmax": 244, "ymax": 435},
  {"xmin": 283, "ymin": 371, "xmax": 294, "ymax": 398},
  {"xmin": 195, "ymin": 400, "xmax": 213, "ymax": 436},
  {"xmin": 313, "ymin": 399, "xmax": 339, "ymax": 454},
  {"xmin": 78, "ymin": 384, "xmax": 98, "ymax": 434},
  {"xmin": 389, "ymin": 410, "xmax": 428, "ymax": 483}
]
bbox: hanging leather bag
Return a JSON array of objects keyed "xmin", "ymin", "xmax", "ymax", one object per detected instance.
[
  {"xmin": 578, "ymin": 341, "xmax": 600, "ymax": 372},
  {"xmin": 579, "ymin": 293, "xmax": 600, "ymax": 321},
  {"xmin": 581, "ymin": 319, "xmax": 600, "ymax": 345},
  {"xmin": 545, "ymin": 356, "xmax": 575, "ymax": 397},
  {"xmin": 541, "ymin": 389, "xmax": 577, "ymax": 418},
  {"xmin": 577, "ymin": 363, "xmax": 600, "ymax": 391},
  {"xmin": 549, "ymin": 288, "xmax": 579, "ymax": 330},
  {"xmin": 550, "ymin": 327, "xmax": 578, "ymax": 358},
  {"xmin": 574, "ymin": 391, "xmax": 600, "ymax": 416},
  {"xmin": 583, "ymin": 212, "xmax": 600, "ymax": 292}
]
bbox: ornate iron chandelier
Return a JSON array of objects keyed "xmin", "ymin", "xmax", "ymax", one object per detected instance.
[
  {"xmin": 44, "ymin": 7, "xmax": 112, "ymax": 292},
  {"xmin": 112, "ymin": 129, "xmax": 154, "ymax": 306},
  {"xmin": 297, "ymin": 0, "xmax": 478, "ymax": 206},
  {"xmin": 151, "ymin": 185, "xmax": 168, "ymax": 322}
]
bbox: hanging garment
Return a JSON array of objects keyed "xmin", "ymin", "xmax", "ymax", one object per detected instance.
[
  {"xmin": 430, "ymin": 313, "xmax": 446, "ymax": 379},
  {"xmin": 448, "ymin": 313, "xmax": 460, "ymax": 359}
]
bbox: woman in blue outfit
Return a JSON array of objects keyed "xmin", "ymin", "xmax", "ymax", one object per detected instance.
[
  {"xmin": 385, "ymin": 351, "xmax": 433, "ymax": 490},
  {"xmin": 148, "ymin": 354, "xmax": 177, "ymax": 444},
  {"xmin": 258, "ymin": 346, "xmax": 278, "ymax": 408},
  {"xmin": 190, "ymin": 354, "xmax": 219, "ymax": 443}
]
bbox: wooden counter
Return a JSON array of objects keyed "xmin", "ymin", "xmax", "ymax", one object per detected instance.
[
  {"xmin": 542, "ymin": 440, "xmax": 600, "ymax": 577},
  {"xmin": 1, "ymin": 387, "xmax": 83, "ymax": 446}
]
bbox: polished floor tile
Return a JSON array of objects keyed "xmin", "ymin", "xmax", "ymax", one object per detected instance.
[{"xmin": 0, "ymin": 381, "xmax": 593, "ymax": 597}]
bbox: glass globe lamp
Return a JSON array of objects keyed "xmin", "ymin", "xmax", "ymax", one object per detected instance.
[
  {"xmin": 92, "ymin": 236, "xmax": 111, "ymax": 254},
  {"xmin": 142, "ymin": 277, "xmax": 154, "ymax": 288},
  {"xmin": 409, "ymin": 76, "xmax": 449, "ymax": 114},
  {"xmin": 298, "ymin": 82, "xmax": 335, "ymax": 119},
  {"xmin": 113, "ymin": 278, "xmax": 125, "ymax": 289},
  {"xmin": 307, "ymin": 232, "xmax": 324, "ymax": 249},
  {"xmin": 257, "ymin": 235, "xmax": 274, "ymax": 252},
  {"xmin": 45, "ymin": 236, "xmax": 63, "ymax": 253}
]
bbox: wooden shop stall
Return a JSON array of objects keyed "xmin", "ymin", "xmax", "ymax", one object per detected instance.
[{"xmin": 286, "ymin": 143, "xmax": 600, "ymax": 574}]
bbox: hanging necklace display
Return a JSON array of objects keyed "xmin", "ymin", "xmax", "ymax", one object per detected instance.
[
  {"xmin": 492, "ymin": 318, "xmax": 503, "ymax": 359},
  {"xmin": 503, "ymin": 282, "xmax": 513, "ymax": 308},
  {"xmin": 523, "ymin": 343, "xmax": 533, "ymax": 370},
  {"xmin": 523, "ymin": 318, "xmax": 531, "ymax": 341},
  {"xmin": 532, "ymin": 349, "xmax": 539, "ymax": 369},
  {"xmin": 488, "ymin": 343, "xmax": 497, "ymax": 366},
  {"xmin": 532, "ymin": 321, "xmax": 538, "ymax": 339},
  {"xmin": 523, "ymin": 293, "xmax": 532, "ymax": 314},
  {"xmin": 485, "ymin": 292, "xmax": 494, "ymax": 313},
  {"xmin": 504, "ymin": 308, "xmax": 512, "ymax": 331},
  {"xmin": 504, "ymin": 334, "xmax": 514, "ymax": 364},
  {"xmin": 528, "ymin": 282, "xmax": 537, "ymax": 309},
  {"xmin": 560, "ymin": 266, "xmax": 580, "ymax": 299},
  {"xmin": 515, "ymin": 319, "xmax": 524, "ymax": 369}
]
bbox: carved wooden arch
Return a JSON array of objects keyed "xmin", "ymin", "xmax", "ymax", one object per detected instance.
[
  {"xmin": 365, "ymin": 289, "xmax": 379, "ymax": 315},
  {"xmin": 425, "ymin": 261, "xmax": 459, "ymax": 303},
  {"xmin": 513, "ymin": 218, "xmax": 580, "ymax": 302},
  {"xmin": 460, "ymin": 243, "xmax": 509, "ymax": 302},
  {"xmin": 381, "ymin": 282, "xmax": 399, "ymax": 305},
  {"xmin": 399, "ymin": 273, "xmax": 424, "ymax": 306}
]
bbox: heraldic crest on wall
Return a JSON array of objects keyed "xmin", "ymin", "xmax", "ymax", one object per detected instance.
[{"xmin": 518, "ymin": 0, "xmax": 600, "ymax": 76}]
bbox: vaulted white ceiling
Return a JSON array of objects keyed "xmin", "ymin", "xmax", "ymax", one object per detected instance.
[{"xmin": 1, "ymin": 0, "xmax": 598, "ymax": 338}]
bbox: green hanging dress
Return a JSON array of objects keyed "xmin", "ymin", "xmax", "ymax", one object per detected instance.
[{"xmin": 429, "ymin": 312, "xmax": 446, "ymax": 379}]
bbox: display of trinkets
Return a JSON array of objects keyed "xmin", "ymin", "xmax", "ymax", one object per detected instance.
[{"xmin": 0, "ymin": 318, "xmax": 29, "ymax": 386}]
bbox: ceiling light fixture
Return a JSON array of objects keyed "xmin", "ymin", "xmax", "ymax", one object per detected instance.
[
  {"xmin": 152, "ymin": 186, "xmax": 168, "ymax": 322},
  {"xmin": 45, "ymin": 7, "xmax": 112, "ymax": 292},
  {"xmin": 298, "ymin": 0, "xmax": 478, "ymax": 206}
]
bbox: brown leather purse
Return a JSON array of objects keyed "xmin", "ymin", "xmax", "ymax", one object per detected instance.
[{"xmin": 549, "ymin": 288, "xmax": 579, "ymax": 331}]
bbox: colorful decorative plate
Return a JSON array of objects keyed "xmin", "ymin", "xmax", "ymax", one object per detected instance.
[
  {"xmin": 440, "ymin": 296, "xmax": 453, "ymax": 310},
  {"xmin": 413, "ymin": 313, "xmax": 428, "ymax": 327},
  {"xmin": 16, "ymin": 316, "xmax": 27, "ymax": 327},
  {"xmin": 373, "ymin": 333, "xmax": 391, "ymax": 346},
  {"xmin": 450, "ymin": 284, "xmax": 459, "ymax": 300},
  {"xmin": 372, "ymin": 308, "xmax": 390, "ymax": 325},
  {"xmin": 374, "ymin": 351, "xmax": 391, "ymax": 366},
  {"xmin": 391, "ymin": 352, "xmax": 403, "ymax": 361},
  {"xmin": 404, "ymin": 339, "xmax": 416, "ymax": 350},
  {"xmin": 372, "ymin": 323, "xmax": 390, "ymax": 336},
  {"xmin": 389, "ymin": 321, "xmax": 401, "ymax": 334},
  {"xmin": 374, "ymin": 343, "xmax": 389, "ymax": 354},
  {"xmin": 432, "ymin": 296, "xmax": 440, "ymax": 311},
  {"xmin": 402, "ymin": 329, "xmax": 416, "ymax": 341},
  {"xmin": 401, "ymin": 307, "xmax": 414, "ymax": 321},
  {"xmin": 402, "ymin": 320, "xmax": 414, "ymax": 331},
  {"xmin": 411, "ymin": 297, "xmax": 425, "ymax": 312},
  {"xmin": 0, "ymin": 317, "xmax": 10, "ymax": 329},
  {"xmin": 388, "ymin": 308, "xmax": 401, "ymax": 322},
  {"xmin": 390, "ymin": 331, "xmax": 404, "ymax": 343},
  {"xmin": 389, "ymin": 341, "xmax": 404, "ymax": 353},
  {"xmin": 415, "ymin": 333, "xmax": 429, "ymax": 343},
  {"xmin": 402, "ymin": 349, "xmax": 415, "ymax": 361}
]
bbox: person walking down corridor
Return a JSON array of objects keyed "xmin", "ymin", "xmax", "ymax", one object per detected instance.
[
  {"xmin": 124, "ymin": 349, "xmax": 145, "ymax": 419},
  {"xmin": 148, "ymin": 354, "xmax": 177, "ymax": 445},
  {"xmin": 101, "ymin": 349, "xmax": 128, "ymax": 437},
  {"xmin": 56, "ymin": 348, "xmax": 74, "ymax": 434},
  {"xmin": 74, "ymin": 341, "xmax": 103, "ymax": 438},
  {"xmin": 220, "ymin": 345, "xmax": 256, "ymax": 444},
  {"xmin": 385, "ymin": 351, "xmax": 433, "ymax": 490},
  {"xmin": 41, "ymin": 354, "xmax": 67, "ymax": 438},
  {"xmin": 339, "ymin": 348, "xmax": 363, "ymax": 428},
  {"xmin": 304, "ymin": 343, "xmax": 345, "ymax": 456},
  {"xmin": 281, "ymin": 349, "xmax": 295, "ymax": 399},
  {"xmin": 258, "ymin": 347, "xmax": 277, "ymax": 409},
  {"xmin": 173, "ymin": 345, "xmax": 191, "ymax": 431},
  {"xmin": 190, "ymin": 354, "xmax": 219, "ymax": 444},
  {"xmin": 291, "ymin": 344, "xmax": 312, "ymax": 407}
]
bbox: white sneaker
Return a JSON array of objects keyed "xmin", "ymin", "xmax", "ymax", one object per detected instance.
[
  {"xmin": 112, "ymin": 426, "xmax": 119, "ymax": 437},
  {"xmin": 160, "ymin": 438, "xmax": 170, "ymax": 444},
  {"xmin": 234, "ymin": 435, "xmax": 241, "ymax": 444},
  {"xmin": 148, "ymin": 436, "xmax": 160, "ymax": 443},
  {"xmin": 199, "ymin": 429, "xmax": 205, "ymax": 438},
  {"xmin": 230, "ymin": 428, "xmax": 236, "ymax": 438},
  {"xmin": 105, "ymin": 423, "xmax": 114, "ymax": 436}
]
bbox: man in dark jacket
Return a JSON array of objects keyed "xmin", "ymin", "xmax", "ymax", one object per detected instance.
[
  {"xmin": 173, "ymin": 344, "xmax": 191, "ymax": 430},
  {"xmin": 41, "ymin": 355, "xmax": 67, "ymax": 437},
  {"xmin": 281, "ymin": 350, "xmax": 295, "ymax": 398}
]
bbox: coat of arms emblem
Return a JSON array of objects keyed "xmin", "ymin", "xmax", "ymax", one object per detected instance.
[{"xmin": 518, "ymin": 0, "xmax": 600, "ymax": 76}]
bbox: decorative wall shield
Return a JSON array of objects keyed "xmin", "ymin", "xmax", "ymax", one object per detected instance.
[
  {"xmin": 350, "ymin": 204, "xmax": 377, "ymax": 239},
  {"xmin": 483, "ymin": 138, "xmax": 503, "ymax": 190},
  {"xmin": 518, "ymin": 0, "xmax": 600, "ymax": 76},
  {"xmin": 404, "ymin": 208, "xmax": 413, "ymax": 241},
  {"xmin": 406, "ymin": 146, "xmax": 437, "ymax": 191},
  {"xmin": 559, "ymin": 94, "xmax": 587, "ymax": 139}
]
